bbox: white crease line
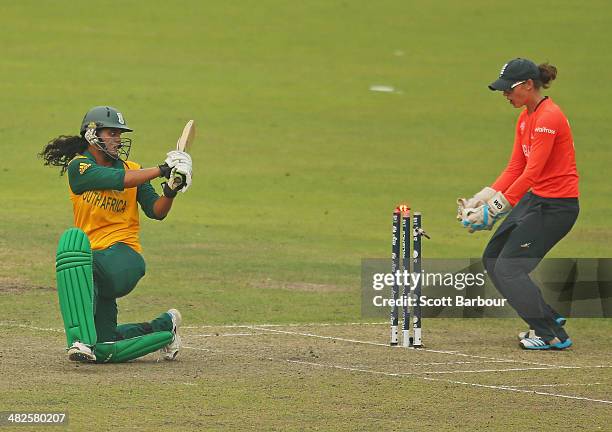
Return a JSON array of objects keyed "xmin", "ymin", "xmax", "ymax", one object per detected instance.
[
  {"xmin": 0, "ymin": 322, "xmax": 64, "ymax": 333},
  {"xmin": 287, "ymin": 359, "xmax": 404, "ymax": 377},
  {"xmin": 182, "ymin": 322, "xmax": 387, "ymax": 329},
  {"xmin": 402, "ymin": 360, "xmax": 514, "ymax": 366},
  {"xmin": 421, "ymin": 376, "xmax": 612, "ymax": 405},
  {"xmin": 286, "ymin": 359, "xmax": 612, "ymax": 405},
  {"xmin": 414, "ymin": 365, "xmax": 612, "ymax": 375},
  {"xmin": 285, "ymin": 359, "xmax": 559, "ymax": 376},
  {"xmin": 182, "ymin": 345, "xmax": 511, "ymax": 368},
  {"xmin": 248, "ymin": 326, "xmax": 560, "ymax": 368},
  {"xmin": 0, "ymin": 322, "xmax": 387, "ymax": 333},
  {"xmin": 183, "ymin": 346, "xmax": 612, "ymax": 405},
  {"xmin": 285, "ymin": 360, "xmax": 612, "ymax": 376},
  {"xmin": 184, "ymin": 346, "xmax": 217, "ymax": 353},
  {"xmin": 502, "ymin": 382, "xmax": 605, "ymax": 388},
  {"xmin": 0, "ymin": 320, "xmax": 557, "ymax": 368},
  {"xmin": 2, "ymin": 322, "xmax": 606, "ymax": 372},
  {"xmin": 250, "ymin": 326, "xmax": 392, "ymax": 347},
  {"xmin": 190, "ymin": 333, "xmax": 264, "ymax": 338}
]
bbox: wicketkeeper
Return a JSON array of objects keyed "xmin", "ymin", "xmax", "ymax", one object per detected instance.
[
  {"xmin": 458, "ymin": 59, "xmax": 579, "ymax": 350},
  {"xmin": 40, "ymin": 106, "xmax": 193, "ymax": 363}
]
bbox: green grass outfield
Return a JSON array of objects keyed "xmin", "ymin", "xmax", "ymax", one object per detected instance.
[{"xmin": 0, "ymin": 1, "xmax": 610, "ymax": 430}]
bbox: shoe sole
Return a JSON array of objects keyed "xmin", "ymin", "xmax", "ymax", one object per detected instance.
[
  {"xmin": 68, "ymin": 351, "xmax": 96, "ymax": 362},
  {"xmin": 519, "ymin": 339, "xmax": 572, "ymax": 350}
]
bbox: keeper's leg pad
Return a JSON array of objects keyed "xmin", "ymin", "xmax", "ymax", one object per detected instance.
[
  {"xmin": 94, "ymin": 331, "xmax": 173, "ymax": 363},
  {"xmin": 56, "ymin": 228, "xmax": 96, "ymax": 347}
]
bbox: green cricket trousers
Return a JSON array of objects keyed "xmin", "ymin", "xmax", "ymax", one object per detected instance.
[{"xmin": 92, "ymin": 243, "xmax": 172, "ymax": 342}]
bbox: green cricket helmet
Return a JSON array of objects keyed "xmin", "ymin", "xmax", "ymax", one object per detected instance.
[
  {"xmin": 80, "ymin": 106, "xmax": 133, "ymax": 161},
  {"xmin": 80, "ymin": 106, "xmax": 133, "ymax": 135}
]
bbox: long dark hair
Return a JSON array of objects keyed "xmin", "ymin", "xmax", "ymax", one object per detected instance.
[{"xmin": 39, "ymin": 135, "xmax": 88, "ymax": 175}]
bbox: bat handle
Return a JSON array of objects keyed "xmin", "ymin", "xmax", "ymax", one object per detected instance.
[{"xmin": 172, "ymin": 173, "xmax": 186, "ymax": 189}]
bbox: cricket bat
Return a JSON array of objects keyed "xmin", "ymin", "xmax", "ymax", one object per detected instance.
[{"xmin": 172, "ymin": 120, "xmax": 195, "ymax": 188}]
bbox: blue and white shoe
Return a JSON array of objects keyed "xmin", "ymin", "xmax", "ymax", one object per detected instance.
[
  {"xmin": 519, "ymin": 336, "xmax": 572, "ymax": 350},
  {"xmin": 160, "ymin": 308, "xmax": 182, "ymax": 361},
  {"xmin": 517, "ymin": 317, "xmax": 567, "ymax": 340}
]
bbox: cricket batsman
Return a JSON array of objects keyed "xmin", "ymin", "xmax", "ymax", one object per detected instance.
[
  {"xmin": 458, "ymin": 59, "xmax": 579, "ymax": 350},
  {"xmin": 40, "ymin": 106, "xmax": 192, "ymax": 363}
]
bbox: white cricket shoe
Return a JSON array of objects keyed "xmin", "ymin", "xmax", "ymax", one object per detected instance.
[
  {"xmin": 161, "ymin": 308, "xmax": 182, "ymax": 361},
  {"xmin": 519, "ymin": 336, "xmax": 572, "ymax": 350},
  {"xmin": 67, "ymin": 341, "xmax": 96, "ymax": 362}
]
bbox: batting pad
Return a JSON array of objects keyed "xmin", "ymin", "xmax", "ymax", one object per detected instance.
[
  {"xmin": 56, "ymin": 228, "xmax": 97, "ymax": 347},
  {"xmin": 94, "ymin": 331, "xmax": 173, "ymax": 363}
]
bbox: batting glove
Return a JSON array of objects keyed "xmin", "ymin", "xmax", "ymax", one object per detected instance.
[
  {"xmin": 165, "ymin": 150, "xmax": 192, "ymax": 168},
  {"xmin": 158, "ymin": 163, "xmax": 172, "ymax": 179},
  {"xmin": 161, "ymin": 182, "xmax": 178, "ymax": 198},
  {"xmin": 168, "ymin": 161, "xmax": 192, "ymax": 192}
]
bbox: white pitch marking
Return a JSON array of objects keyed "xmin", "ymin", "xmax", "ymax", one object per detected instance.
[
  {"xmin": 407, "ymin": 360, "xmax": 514, "ymax": 366},
  {"xmin": 286, "ymin": 359, "xmax": 403, "ymax": 376},
  {"xmin": 5, "ymin": 321, "xmax": 608, "ymax": 375},
  {"xmin": 502, "ymin": 382, "xmax": 605, "ymax": 388},
  {"xmin": 190, "ymin": 333, "xmax": 264, "ymax": 338},
  {"xmin": 415, "ymin": 365, "xmax": 612, "ymax": 375},
  {"xmin": 421, "ymin": 376, "xmax": 612, "ymax": 405},
  {"xmin": 285, "ymin": 360, "xmax": 612, "ymax": 376},
  {"xmin": 285, "ymin": 359, "xmax": 560, "ymax": 376},
  {"xmin": 0, "ymin": 322, "xmax": 64, "ymax": 333},
  {"xmin": 182, "ymin": 322, "xmax": 388, "ymax": 329},
  {"xmin": 0, "ymin": 321, "xmax": 389, "ymax": 332},
  {"xmin": 248, "ymin": 326, "xmax": 560, "ymax": 368},
  {"xmin": 0, "ymin": 321, "xmax": 563, "ymax": 368},
  {"xmin": 284, "ymin": 358, "xmax": 612, "ymax": 405},
  {"xmin": 184, "ymin": 342, "xmax": 593, "ymax": 377},
  {"xmin": 182, "ymin": 345, "xmax": 612, "ymax": 405},
  {"xmin": 250, "ymin": 326, "xmax": 393, "ymax": 347},
  {"xmin": 184, "ymin": 346, "xmax": 217, "ymax": 353}
]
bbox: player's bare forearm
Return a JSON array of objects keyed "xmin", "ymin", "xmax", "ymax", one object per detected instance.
[
  {"xmin": 124, "ymin": 167, "xmax": 163, "ymax": 188},
  {"xmin": 153, "ymin": 196, "xmax": 174, "ymax": 219}
]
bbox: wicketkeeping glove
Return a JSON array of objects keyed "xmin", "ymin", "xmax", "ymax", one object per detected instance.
[
  {"xmin": 456, "ymin": 186, "xmax": 496, "ymax": 221},
  {"xmin": 461, "ymin": 191, "xmax": 512, "ymax": 232}
]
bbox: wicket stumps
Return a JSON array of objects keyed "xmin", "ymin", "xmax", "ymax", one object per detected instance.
[{"xmin": 390, "ymin": 205, "xmax": 429, "ymax": 348}]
